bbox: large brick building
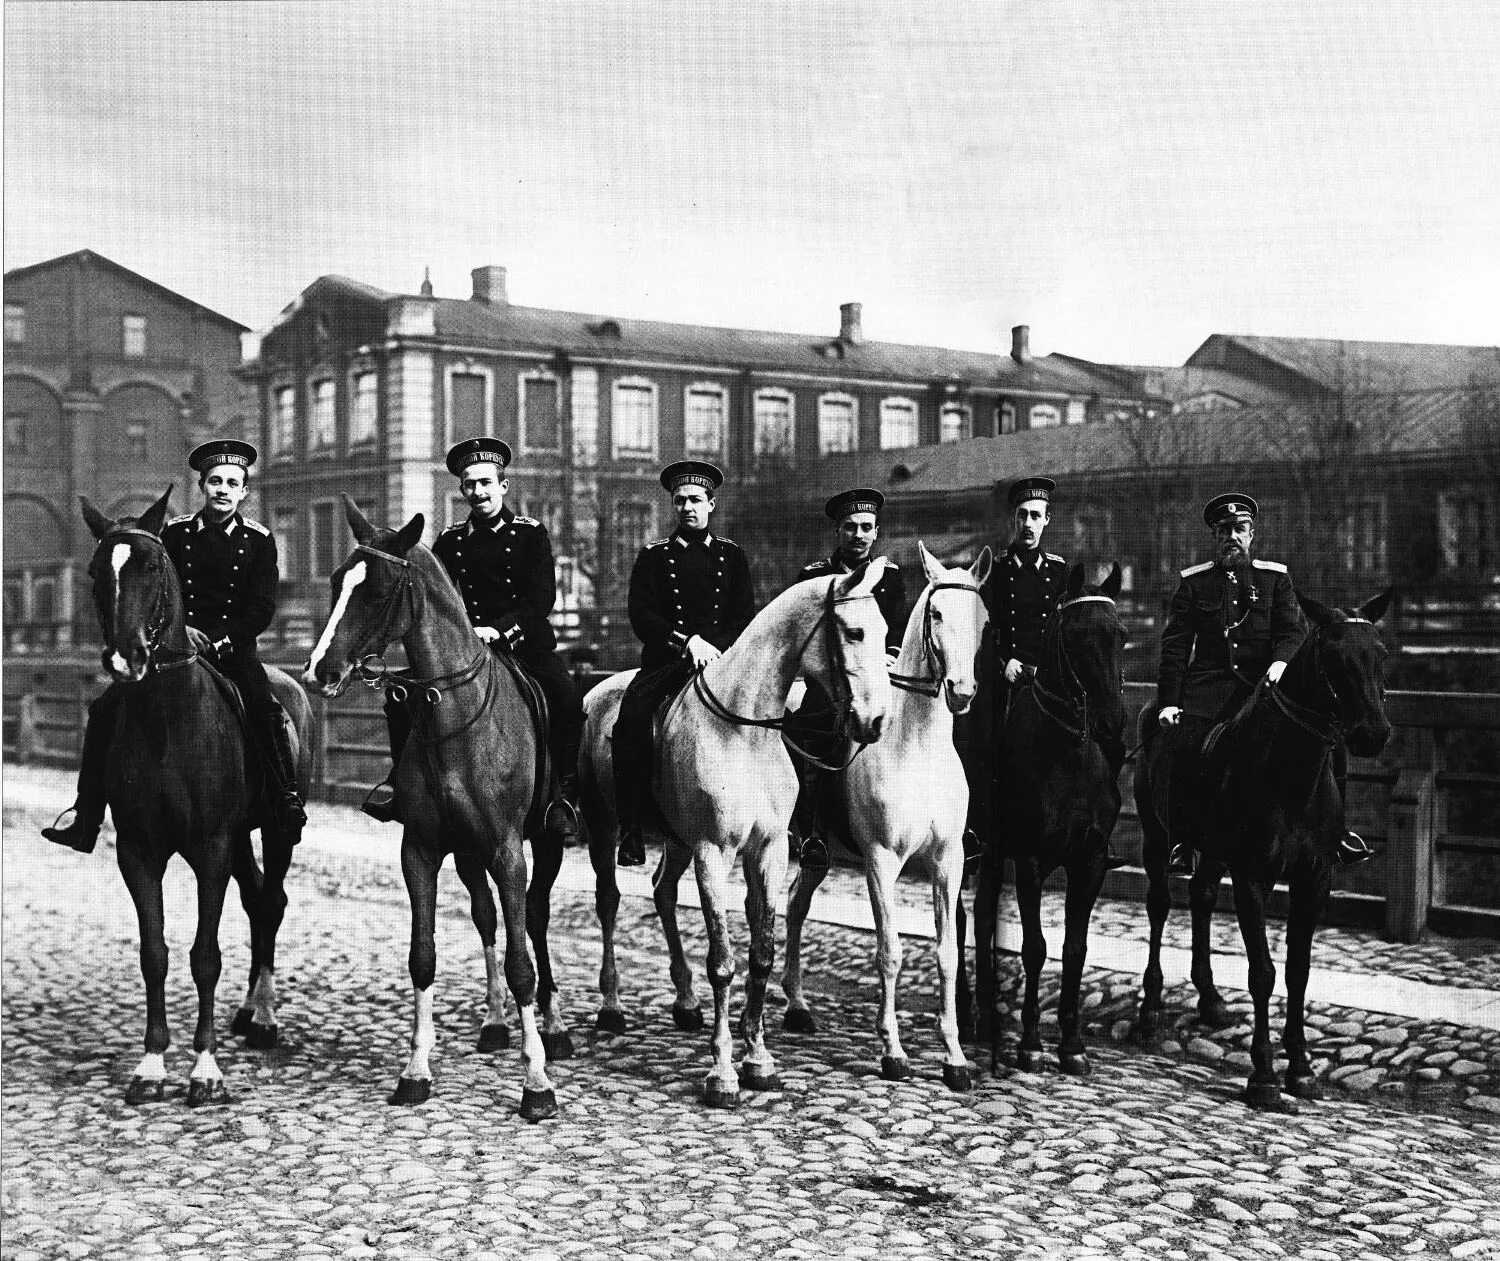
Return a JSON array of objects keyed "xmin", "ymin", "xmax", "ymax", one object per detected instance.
[
  {"xmin": 3, "ymin": 250, "xmax": 249, "ymax": 651},
  {"xmin": 239, "ymin": 265, "xmax": 1151, "ymax": 663}
]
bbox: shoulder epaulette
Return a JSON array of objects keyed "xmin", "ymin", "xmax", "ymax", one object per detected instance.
[
  {"xmin": 803, "ymin": 559, "xmax": 832, "ymax": 573},
  {"xmin": 1044, "ymin": 553, "xmax": 1065, "ymax": 564},
  {"xmin": 1252, "ymin": 559, "xmax": 1288, "ymax": 573},
  {"xmin": 716, "ymin": 536, "xmax": 739, "ymax": 548},
  {"xmin": 439, "ymin": 521, "xmax": 463, "ymax": 533},
  {"xmin": 646, "ymin": 537, "xmax": 671, "ymax": 549},
  {"xmin": 511, "ymin": 515, "xmax": 541, "ymax": 527},
  {"xmin": 1181, "ymin": 561, "xmax": 1214, "ymax": 578},
  {"xmin": 241, "ymin": 517, "xmax": 270, "ymax": 536},
  {"xmin": 166, "ymin": 513, "xmax": 194, "ymax": 527}
]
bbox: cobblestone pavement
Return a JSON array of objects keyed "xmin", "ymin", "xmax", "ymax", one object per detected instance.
[{"xmin": 4, "ymin": 781, "xmax": 1500, "ymax": 1261}]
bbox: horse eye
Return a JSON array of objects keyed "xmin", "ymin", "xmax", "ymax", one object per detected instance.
[
  {"xmin": 930, "ymin": 608, "xmax": 943, "ymax": 623},
  {"xmin": 845, "ymin": 627, "xmax": 865, "ymax": 643}
]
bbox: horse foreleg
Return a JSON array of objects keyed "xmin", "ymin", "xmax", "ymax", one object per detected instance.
[
  {"xmin": 652, "ymin": 842, "xmax": 702, "ymax": 1030},
  {"xmin": 592, "ymin": 849, "xmax": 625, "ymax": 1033},
  {"xmin": 454, "ymin": 853, "xmax": 509, "ymax": 1053},
  {"xmin": 1136, "ymin": 772, "xmax": 1173, "ymax": 1041},
  {"xmin": 391, "ymin": 841, "xmax": 441, "ymax": 1106},
  {"xmin": 930, "ymin": 839, "xmax": 972, "ymax": 1091},
  {"xmin": 694, "ymin": 843, "xmax": 739, "ymax": 1108},
  {"xmin": 186, "ymin": 849, "xmax": 233, "ymax": 1108},
  {"xmin": 1013, "ymin": 857, "xmax": 1048, "ymax": 1073},
  {"xmin": 1057, "ymin": 847, "xmax": 1106, "ymax": 1077},
  {"xmin": 118, "ymin": 834, "xmax": 170, "ymax": 1105},
  {"xmin": 1232, "ymin": 874, "xmax": 1288, "ymax": 1112},
  {"xmin": 231, "ymin": 827, "xmax": 283, "ymax": 1048},
  {"xmin": 864, "ymin": 847, "xmax": 910, "ymax": 1081},
  {"xmin": 781, "ymin": 858, "xmax": 829, "ymax": 1034},
  {"xmin": 1188, "ymin": 857, "xmax": 1232, "ymax": 1026},
  {"xmin": 737, "ymin": 832, "xmax": 786, "ymax": 1091},
  {"xmin": 526, "ymin": 831, "xmax": 573, "ymax": 1061},
  {"xmin": 1283, "ymin": 863, "xmax": 1329, "ymax": 1100},
  {"xmin": 489, "ymin": 835, "xmax": 557, "ymax": 1122},
  {"xmin": 971, "ymin": 846, "xmax": 1003, "ymax": 1045}
]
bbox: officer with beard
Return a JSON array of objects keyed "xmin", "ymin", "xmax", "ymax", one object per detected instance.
[{"xmin": 1157, "ymin": 492, "xmax": 1373, "ymax": 870}]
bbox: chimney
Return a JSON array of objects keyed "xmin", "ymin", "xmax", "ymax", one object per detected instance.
[
  {"xmin": 471, "ymin": 265, "xmax": 508, "ymax": 306},
  {"xmin": 839, "ymin": 302, "xmax": 863, "ymax": 346},
  {"xmin": 1011, "ymin": 324, "xmax": 1031, "ymax": 365}
]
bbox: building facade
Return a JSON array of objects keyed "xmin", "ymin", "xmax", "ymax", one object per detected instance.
[{"xmin": 3, "ymin": 250, "xmax": 249, "ymax": 651}]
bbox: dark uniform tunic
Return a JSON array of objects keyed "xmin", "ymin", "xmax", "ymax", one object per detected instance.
[
  {"xmin": 427, "ymin": 506, "xmax": 582, "ymax": 778},
  {"xmin": 984, "ymin": 544, "xmax": 1069, "ymax": 673}
]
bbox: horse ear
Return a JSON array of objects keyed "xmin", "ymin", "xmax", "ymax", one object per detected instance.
[
  {"xmin": 1360, "ymin": 586, "xmax": 1396, "ymax": 625},
  {"xmin": 1066, "ymin": 563, "xmax": 1085, "ymax": 597},
  {"xmin": 1100, "ymin": 561, "xmax": 1123, "ymax": 600},
  {"xmin": 342, "ymin": 493, "xmax": 375, "ymax": 544},
  {"xmin": 136, "ymin": 485, "xmax": 174, "ymax": 537},
  {"xmin": 394, "ymin": 513, "xmax": 425, "ymax": 555},
  {"xmin": 917, "ymin": 540, "xmax": 943, "ymax": 584},
  {"xmin": 970, "ymin": 545, "xmax": 993, "ymax": 588},
  {"xmin": 80, "ymin": 496, "xmax": 114, "ymax": 540},
  {"xmin": 1297, "ymin": 591, "xmax": 1336, "ymax": 627},
  {"xmin": 840, "ymin": 555, "xmax": 887, "ymax": 600}
]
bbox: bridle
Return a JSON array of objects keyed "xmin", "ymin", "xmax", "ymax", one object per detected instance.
[
  {"xmin": 1029, "ymin": 594, "xmax": 1122, "ymax": 744},
  {"xmin": 95, "ymin": 528, "xmax": 197, "ymax": 675},
  {"xmin": 888, "ymin": 581, "xmax": 986, "ymax": 698},
  {"xmin": 694, "ymin": 579, "xmax": 879, "ymax": 771},
  {"xmin": 1263, "ymin": 615, "xmax": 1377, "ymax": 746}
]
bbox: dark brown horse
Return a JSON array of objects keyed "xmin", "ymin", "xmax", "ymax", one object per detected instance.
[
  {"xmin": 1134, "ymin": 588, "xmax": 1394, "ymax": 1110},
  {"xmin": 79, "ymin": 488, "xmax": 309, "ymax": 1105},
  {"xmin": 303, "ymin": 498, "xmax": 560, "ymax": 1120},
  {"xmin": 967, "ymin": 563, "xmax": 1128, "ymax": 1075}
]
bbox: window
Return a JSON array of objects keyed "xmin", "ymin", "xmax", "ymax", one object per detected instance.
[
  {"xmin": 818, "ymin": 393, "xmax": 858, "ymax": 455},
  {"xmin": 349, "ymin": 370, "xmax": 378, "ymax": 445},
  {"xmin": 1029, "ymin": 403, "xmax": 1061, "ymax": 429},
  {"xmin": 611, "ymin": 377, "xmax": 658, "ymax": 459},
  {"xmin": 309, "ymin": 501, "xmax": 338, "ymax": 581},
  {"xmin": 611, "ymin": 500, "xmax": 655, "ymax": 576},
  {"xmin": 122, "ymin": 314, "xmax": 147, "ymax": 358},
  {"xmin": 522, "ymin": 498, "xmax": 563, "ymax": 538},
  {"xmin": 272, "ymin": 386, "xmax": 296, "ymax": 456},
  {"xmin": 5, "ymin": 413, "xmax": 27, "ymax": 454},
  {"xmin": 32, "ymin": 578, "xmax": 56, "ymax": 625},
  {"xmin": 126, "ymin": 421, "xmax": 148, "ymax": 459},
  {"xmin": 998, "ymin": 402, "xmax": 1017, "ymax": 435},
  {"xmin": 522, "ymin": 373, "xmax": 560, "ymax": 450},
  {"xmin": 271, "ymin": 508, "xmax": 303, "ymax": 580},
  {"xmin": 1065, "ymin": 399, "xmax": 1086, "ymax": 425},
  {"xmin": 572, "ymin": 366, "xmax": 599, "ymax": 466},
  {"xmin": 449, "ymin": 370, "xmax": 487, "ymax": 440},
  {"xmin": 310, "ymin": 380, "xmax": 336, "ymax": 452},
  {"xmin": 4, "ymin": 303, "xmax": 24, "ymax": 345},
  {"xmin": 879, "ymin": 397, "xmax": 919, "ymax": 450},
  {"xmin": 753, "ymin": 388, "xmax": 795, "ymax": 458},
  {"xmin": 1439, "ymin": 491, "xmax": 1493, "ymax": 570},
  {"xmin": 939, "ymin": 403, "xmax": 970, "ymax": 444},
  {"xmin": 1340, "ymin": 498, "xmax": 1387, "ymax": 574},
  {"xmin": 684, "ymin": 383, "xmax": 726, "ymax": 457}
]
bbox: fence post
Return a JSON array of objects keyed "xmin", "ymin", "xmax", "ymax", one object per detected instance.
[{"xmin": 1384, "ymin": 728, "xmax": 1436, "ymax": 944}]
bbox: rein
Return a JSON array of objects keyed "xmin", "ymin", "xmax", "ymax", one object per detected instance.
[
  {"xmin": 1029, "ymin": 594, "xmax": 1120, "ymax": 744},
  {"xmin": 1263, "ymin": 615, "xmax": 1375, "ymax": 746},
  {"xmin": 888, "ymin": 581, "xmax": 986, "ymax": 698},
  {"xmin": 97, "ymin": 528, "xmax": 198, "ymax": 675}
]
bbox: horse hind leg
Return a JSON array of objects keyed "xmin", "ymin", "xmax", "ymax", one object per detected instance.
[
  {"xmin": 118, "ymin": 832, "xmax": 171, "ymax": 1104},
  {"xmin": 1189, "ymin": 857, "xmax": 1235, "ymax": 1028},
  {"xmin": 736, "ymin": 830, "xmax": 787, "ymax": 1092},
  {"xmin": 454, "ymin": 853, "xmax": 510, "ymax": 1053},
  {"xmin": 1282, "ymin": 864, "xmax": 1329, "ymax": 1100},
  {"xmin": 653, "ymin": 841, "xmax": 703, "ymax": 1032},
  {"xmin": 390, "ymin": 840, "xmax": 442, "ymax": 1106},
  {"xmin": 490, "ymin": 831, "xmax": 558, "ymax": 1122},
  {"xmin": 230, "ymin": 828, "xmax": 280, "ymax": 1049},
  {"xmin": 970, "ymin": 844, "xmax": 1005, "ymax": 1047},
  {"xmin": 1232, "ymin": 874, "xmax": 1292, "ymax": 1113},
  {"xmin": 781, "ymin": 853, "xmax": 830, "ymax": 1034},
  {"xmin": 1013, "ymin": 858, "xmax": 1049, "ymax": 1074},
  {"xmin": 864, "ymin": 848, "xmax": 912, "ymax": 1082},
  {"xmin": 525, "ymin": 829, "xmax": 574, "ymax": 1061},
  {"xmin": 1135, "ymin": 755, "xmax": 1173, "ymax": 1041},
  {"xmin": 1056, "ymin": 845, "xmax": 1107, "ymax": 1077},
  {"xmin": 694, "ymin": 843, "xmax": 740, "ymax": 1108},
  {"xmin": 930, "ymin": 839, "xmax": 973, "ymax": 1091},
  {"xmin": 186, "ymin": 845, "xmax": 234, "ymax": 1108}
]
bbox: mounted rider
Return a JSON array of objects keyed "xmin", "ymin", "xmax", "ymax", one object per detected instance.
[
  {"xmin": 1155, "ymin": 492, "xmax": 1374, "ymax": 871},
  {"xmin": 361, "ymin": 437, "xmax": 584, "ymax": 838},
  {"xmin": 783, "ymin": 487, "xmax": 906, "ymax": 871},
  {"xmin": 44, "ymin": 438, "xmax": 307, "ymax": 852},
  {"xmin": 613, "ymin": 460, "xmax": 757, "ymax": 867}
]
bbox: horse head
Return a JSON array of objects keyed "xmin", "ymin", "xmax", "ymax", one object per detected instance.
[
  {"xmin": 80, "ymin": 486, "xmax": 185, "ymax": 682},
  {"xmin": 302, "ymin": 496, "xmax": 425, "ymax": 698},
  {"xmin": 803, "ymin": 558, "xmax": 895, "ymax": 745},
  {"xmin": 1294, "ymin": 587, "xmax": 1394, "ymax": 758},
  {"xmin": 915, "ymin": 541, "xmax": 992, "ymax": 714},
  {"xmin": 1044, "ymin": 562, "xmax": 1129, "ymax": 743}
]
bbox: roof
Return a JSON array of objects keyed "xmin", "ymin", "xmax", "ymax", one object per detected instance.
[
  {"xmin": 1189, "ymin": 334, "xmax": 1500, "ymax": 393},
  {"xmin": 3, "ymin": 248, "xmax": 249, "ymax": 331},
  {"xmin": 278, "ymin": 274, "xmax": 1137, "ymax": 399},
  {"xmin": 814, "ymin": 385, "xmax": 1500, "ymax": 500}
]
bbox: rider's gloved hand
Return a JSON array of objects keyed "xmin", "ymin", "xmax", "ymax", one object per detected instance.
[
  {"xmin": 501, "ymin": 624, "xmax": 524, "ymax": 649},
  {"xmin": 474, "ymin": 626, "xmax": 501, "ymax": 644},
  {"xmin": 885, "ymin": 649, "xmax": 900, "ymax": 668},
  {"xmin": 685, "ymin": 635, "xmax": 721, "ymax": 669},
  {"xmin": 1003, "ymin": 658, "xmax": 1025, "ymax": 685},
  {"xmin": 1159, "ymin": 706, "xmax": 1183, "ymax": 727},
  {"xmin": 1265, "ymin": 660, "xmax": 1287, "ymax": 685},
  {"xmin": 186, "ymin": 625, "xmax": 212, "ymax": 652}
]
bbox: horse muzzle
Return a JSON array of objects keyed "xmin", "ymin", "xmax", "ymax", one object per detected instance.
[
  {"xmin": 848, "ymin": 711, "xmax": 886, "ymax": 744},
  {"xmin": 102, "ymin": 638, "xmax": 150, "ymax": 683},
  {"xmin": 1345, "ymin": 721, "xmax": 1392, "ymax": 759},
  {"xmin": 303, "ymin": 659, "xmax": 353, "ymax": 699},
  {"xmin": 944, "ymin": 678, "xmax": 977, "ymax": 715}
]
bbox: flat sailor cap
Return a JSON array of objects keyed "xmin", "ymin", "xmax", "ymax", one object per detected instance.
[
  {"xmin": 189, "ymin": 439, "xmax": 257, "ymax": 473},
  {"xmin": 824, "ymin": 488, "xmax": 885, "ymax": 521},
  {"xmin": 446, "ymin": 437, "xmax": 512, "ymax": 478},
  {"xmin": 1006, "ymin": 475, "xmax": 1055, "ymax": 507},
  {"xmin": 660, "ymin": 460, "xmax": 723, "ymax": 493}
]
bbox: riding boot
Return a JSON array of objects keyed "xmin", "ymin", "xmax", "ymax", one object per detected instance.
[
  {"xmin": 791, "ymin": 763, "xmax": 829, "ymax": 870},
  {"xmin": 361, "ymin": 697, "xmax": 411, "ymax": 824},
  {"xmin": 545, "ymin": 754, "xmax": 581, "ymax": 842},
  {"xmin": 1331, "ymin": 743, "xmax": 1375, "ymax": 865},
  {"xmin": 612, "ymin": 721, "xmax": 647, "ymax": 868},
  {"xmin": 256, "ymin": 708, "xmax": 307, "ymax": 839},
  {"xmin": 41, "ymin": 688, "xmax": 122, "ymax": 854},
  {"xmin": 961, "ymin": 828, "xmax": 984, "ymax": 875}
]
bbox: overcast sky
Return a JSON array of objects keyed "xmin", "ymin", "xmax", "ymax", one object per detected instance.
[{"xmin": 5, "ymin": 1, "xmax": 1497, "ymax": 364}]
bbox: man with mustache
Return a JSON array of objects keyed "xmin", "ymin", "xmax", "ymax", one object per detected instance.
[{"xmin": 1156, "ymin": 492, "xmax": 1373, "ymax": 871}]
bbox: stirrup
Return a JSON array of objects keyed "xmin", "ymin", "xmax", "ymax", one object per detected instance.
[
  {"xmin": 41, "ymin": 807, "xmax": 101, "ymax": 854},
  {"xmin": 798, "ymin": 836, "xmax": 830, "ymax": 872},
  {"xmin": 274, "ymin": 794, "xmax": 308, "ymax": 839},
  {"xmin": 961, "ymin": 829, "xmax": 984, "ymax": 874},
  {"xmin": 545, "ymin": 797, "xmax": 579, "ymax": 839},
  {"xmin": 360, "ymin": 782, "xmax": 400, "ymax": 824},
  {"xmin": 617, "ymin": 822, "xmax": 646, "ymax": 868},
  {"xmin": 1167, "ymin": 843, "xmax": 1195, "ymax": 875},
  {"xmin": 1337, "ymin": 830, "xmax": 1375, "ymax": 866}
]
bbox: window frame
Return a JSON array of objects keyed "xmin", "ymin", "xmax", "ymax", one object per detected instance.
[
  {"xmin": 879, "ymin": 396, "xmax": 920, "ymax": 450},
  {"xmin": 125, "ymin": 420, "xmax": 149, "ymax": 460},
  {"xmin": 348, "ymin": 365, "xmax": 379, "ymax": 448},
  {"xmin": 308, "ymin": 497, "xmax": 339, "ymax": 584},
  {"xmin": 753, "ymin": 387, "xmax": 796, "ymax": 459},
  {"xmin": 519, "ymin": 368, "xmax": 562, "ymax": 453},
  {"xmin": 271, "ymin": 382, "xmax": 297, "ymax": 458},
  {"xmin": 4, "ymin": 412, "xmax": 28, "ymax": 455},
  {"xmin": 939, "ymin": 402, "xmax": 971, "ymax": 444},
  {"xmin": 4, "ymin": 303, "xmax": 24, "ymax": 346},
  {"xmin": 683, "ymin": 381, "xmax": 727, "ymax": 458},
  {"xmin": 445, "ymin": 362, "xmax": 494, "ymax": 443},
  {"xmin": 308, "ymin": 377, "xmax": 337, "ymax": 454},
  {"xmin": 817, "ymin": 391, "xmax": 859, "ymax": 456},
  {"xmin": 1029, "ymin": 403, "xmax": 1062, "ymax": 429},
  {"xmin": 121, "ymin": 313, "xmax": 148, "ymax": 358},
  {"xmin": 610, "ymin": 376, "xmax": 659, "ymax": 461}
]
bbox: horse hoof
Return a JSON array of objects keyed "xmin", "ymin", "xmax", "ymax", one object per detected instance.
[
  {"xmin": 782, "ymin": 1007, "xmax": 817, "ymax": 1034},
  {"xmin": 477, "ymin": 1024, "xmax": 510, "ymax": 1052},
  {"xmin": 1286, "ymin": 1073, "xmax": 1323, "ymax": 1101},
  {"xmin": 387, "ymin": 1077, "xmax": 431, "ymax": 1106},
  {"xmin": 1016, "ymin": 1048, "xmax": 1046, "ymax": 1074},
  {"xmin": 943, "ymin": 1064, "xmax": 974, "ymax": 1093},
  {"xmin": 230, "ymin": 1008, "xmax": 254, "ymax": 1037},
  {"xmin": 186, "ymin": 1078, "xmax": 231, "ymax": 1108},
  {"xmin": 124, "ymin": 1076, "xmax": 166, "ymax": 1105},
  {"xmin": 672, "ymin": 1004, "xmax": 704, "ymax": 1032},
  {"xmin": 1197, "ymin": 999, "xmax": 1234, "ymax": 1029},
  {"xmin": 595, "ymin": 1009, "xmax": 627, "ymax": 1035},
  {"xmin": 738, "ymin": 1066, "xmax": 782, "ymax": 1092},
  {"xmin": 1243, "ymin": 1081, "xmax": 1296, "ymax": 1114},
  {"xmin": 519, "ymin": 1088, "xmax": 558, "ymax": 1123},
  {"xmin": 245, "ymin": 1022, "xmax": 278, "ymax": 1050},
  {"xmin": 1059, "ymin": 1052, "xmax": 1092, "ymax": 1077},
  {"xmin": 1134, "ymin": 1013, "xmax": 1165, "ymax": 1044},
  {"xmin": 880, "ymin": 1056, "xmax": 911, "ymax": 1082},
  {"xmin": 542, "ymin": 1030, "xmax": 574, "ymax": 1062},
  {"xmin": 702, "ymin": 1086, "xmax": 740, "ymax": 1109}
]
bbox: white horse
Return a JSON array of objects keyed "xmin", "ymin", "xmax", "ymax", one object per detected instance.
[
  {"xmin": 578, "ymin": 560, "xmax": 894, "ymax": 1106},
  {"xmin": 782, "ymin": 542, "xmax": 992, "ymax": 1090}
]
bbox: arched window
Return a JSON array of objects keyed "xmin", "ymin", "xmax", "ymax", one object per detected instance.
[
  {"xmin": 611, "ymin": 377, "xmax": 658, "ymax": 460},
  {"xmin": 753, "ymin": 388, "xmax": 795, "ymax": 458},
  {"xmin": 879, "ymin": 397, "xmax": 919, "ymax": 450},
  {"xmin": 818, "ymin": 393, "xmax": 858, "ymax": 455},
  {"xmin": 684, "ymin": 383, "xmax": 726, "ymax": 457},
  {"xmin": 939, "ymin": 403, "xmax": 970, "ymax": 444}
]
